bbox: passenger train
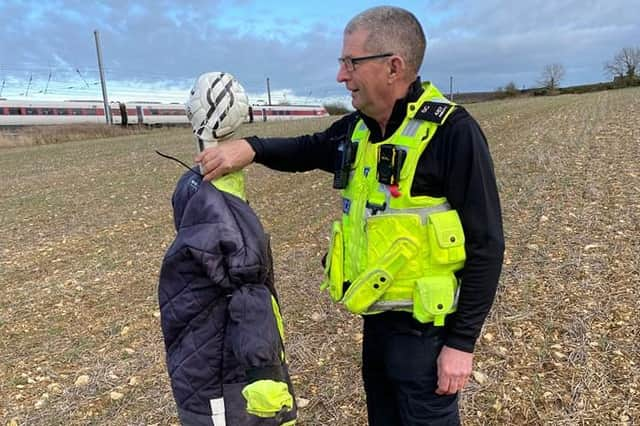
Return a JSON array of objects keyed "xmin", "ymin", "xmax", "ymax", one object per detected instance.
[{"xmin": 0, "ymin": 99, "xmax": 329, "ymax": 127}]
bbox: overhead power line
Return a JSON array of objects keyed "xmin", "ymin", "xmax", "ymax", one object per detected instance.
[
  {"xmin": 44, "ymin": 70, "xmax": 52, "ymax": 94},
  {"xmin": 25, "ymin": 73, "xmax": 33, "ymax": 96},
  {"xmin": 76, "ymin": 68, "xmax": 91, "ymax": 88}
]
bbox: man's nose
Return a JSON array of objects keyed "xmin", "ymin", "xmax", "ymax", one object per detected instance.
[{"xmin": 336, "ymin": 62, "xmax": 350, "ymax": 83}]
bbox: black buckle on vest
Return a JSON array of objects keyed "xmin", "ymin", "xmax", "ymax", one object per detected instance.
[{"xmin": 366, "ymin": 201, "xmax": 387, "ymax": 215}]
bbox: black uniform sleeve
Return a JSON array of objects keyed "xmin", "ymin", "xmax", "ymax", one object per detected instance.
[
  {"xmin": 415, "ymin": 109, "xmax": 505, "ymax": 353},
  {"xmin": 245, "ymin": 113, "xmax": 358, "ymax": 173}
]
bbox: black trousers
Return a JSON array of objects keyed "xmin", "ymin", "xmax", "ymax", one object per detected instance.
[{"xmin": 362, "ymin": 312, "xmax": 460, "ymax": 426}]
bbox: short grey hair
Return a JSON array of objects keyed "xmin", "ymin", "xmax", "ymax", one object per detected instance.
[{"xmin": 345, "ymin": 6, "xmax": 426, "ymax": 76}]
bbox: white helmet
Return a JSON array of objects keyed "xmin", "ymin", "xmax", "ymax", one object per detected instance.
[{"xmin": 186, "ymin": 72, "xmax": 249, "ymax": 143}]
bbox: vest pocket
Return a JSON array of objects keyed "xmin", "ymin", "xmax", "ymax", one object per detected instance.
[
  {"xmin": 366, "ymin": 214, "xmax": 425, "ymax": 279},
  {"xmin": 321, "ymin": 221, "xmax": 345, "ymax": 302},
  {"xmin": 342, "ymin": 268, "xmax": 393, "ymax": 314},
  {"xmin": 426, "ymin": 210, "xmax": 466, "ymax": 265},
  {"xmin": 343, "ymin": 237, "xmax": 418, "ymax": 314},
  {"xmin": 413, "ymin": 275, "xmax": 458, "ymax": 326}
]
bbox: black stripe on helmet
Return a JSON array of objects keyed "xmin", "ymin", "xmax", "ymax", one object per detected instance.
[
  {"xmin": 212, "ymin": 79, "xmax": 236, "ymax": 132},
  {"xmin": 205, "ymin": 73, "xmax": 227, "ymax": 122}
]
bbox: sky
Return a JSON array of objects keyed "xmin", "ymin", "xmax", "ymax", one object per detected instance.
[{"xmin": 1, "ymin": 0, "xmax": 638, "ymax": 105}]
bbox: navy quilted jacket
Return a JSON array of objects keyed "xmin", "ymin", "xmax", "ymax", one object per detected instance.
[{"xmin": 158, "ymin": 170, "xmax": 297, "ymax": 425}]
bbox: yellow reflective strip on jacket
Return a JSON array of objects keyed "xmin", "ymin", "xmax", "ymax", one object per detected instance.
[
  {"xmin": 211, "ymin": 170, "xmax": 246, "ymax": 200},
  {"xmin": 241, "ymin": 379, "xmax": 293, "ymax": 418},
  {"xmin": 270, "ymin": 295, "xmax": 286, "ymax": 360}
]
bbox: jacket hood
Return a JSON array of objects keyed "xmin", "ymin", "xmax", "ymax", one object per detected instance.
[{"xmin": 171, "ymin": 168, "xmax": 203, "ymax": 231}]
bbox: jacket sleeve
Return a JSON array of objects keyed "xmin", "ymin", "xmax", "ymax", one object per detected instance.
[
  {"xmin": 439, "ymin": 112, "xmax": 505, "ymax": 353},
  {"xmin": 245, "ymin": 113, "xmax": 357, "ymax": 173},
  {"xmin": 227, "ymin": 284, "xmax": 287, "ymax": 382},
  {"xmin": 173, "ymin": 223, "xmax": 238, "ymax": 292}
]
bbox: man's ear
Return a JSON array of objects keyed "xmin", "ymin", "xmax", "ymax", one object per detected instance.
[{"xmin": 388, "ymin": 56, "xmax": 406, "ymax": 83}]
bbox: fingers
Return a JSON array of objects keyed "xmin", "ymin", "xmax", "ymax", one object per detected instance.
[
  {"xmin": 436, "ymin": 374, "xmax": 467, "ymax": 395},
  {"xmin": 435, "ymin": 376, "xmax": 451, "ymax": 395},
  {"xmin": 196, "ymin": 148, "xmax": 230, "ymax": 181},
  {"xmin": 202, "ymin": 158, "xmax": 233, "ymax": 181},
  {"xmin": 194, "ymin": 139, "xmax": 255, "ymax": 182},
  {"xmin": 436, "ymin": 362, "xmax": 470, "ymax": 395},
  {"xmin": 435, "ymin": 345, "xmax": 473, "ymax": 395}
]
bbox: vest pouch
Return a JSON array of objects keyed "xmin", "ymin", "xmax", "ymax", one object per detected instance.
[
  {"xmin": 413, "ymin": 275, "xmax": 458, "ymax": 326},
  {"xmin": 426, "ymin": 209, "xmax": 466, "ymax": 265},
  {"xmin": 342, "ymin": 268, "xmax": 393, "ymax": 314},
  {"xmin": 366, "ymin": 214, "xmax": 425, "ymax": 280},
  {"xmin": 320, "ymin": 221, "xmax": 346, "ymax": 302},
  {"xmin": 343, "ymin": 238, "xmax": 417, "ymax": 314}
]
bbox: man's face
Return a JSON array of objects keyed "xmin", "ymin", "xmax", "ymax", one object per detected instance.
[{"xmin": 337, "ymin": 29, "xmax": 392, "ymax": 117}]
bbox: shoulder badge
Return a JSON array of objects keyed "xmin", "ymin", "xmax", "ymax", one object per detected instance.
[{"xmin": 414, "ymin": 101, "xmax": 454, "ymax": 124}]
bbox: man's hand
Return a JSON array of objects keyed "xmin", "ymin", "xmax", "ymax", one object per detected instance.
[
  {"xmin": 435, "ymin": 345, "xmax": 473, "ymax": 395},
  {"xmin": 194, "ymin": 139, "xmax": 256, "ymax": 181}
]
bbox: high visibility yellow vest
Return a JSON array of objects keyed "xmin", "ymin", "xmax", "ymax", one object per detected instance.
[{"xmin": 322, "ymin": 82, "xmax": 466, "ymax": 326}]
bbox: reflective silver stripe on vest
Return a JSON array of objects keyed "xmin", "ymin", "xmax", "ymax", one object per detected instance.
[
  {"xmin": 369, "ymin": 276, "xmax": 462, "ymax": 314},
  {"xmin": 401, "ymin": 119, "xmax": 422, "ymax": 137},
  {"xmin": 368, "ymin": 202, "xmax": 452, "ymax": 224},
  {"xmin": 358, "ymin": 121, "xmax": 368, "ymax": 131},
  {"xmin": 369, "ymin": 299, "xmax": 413, "ymax": 311}
]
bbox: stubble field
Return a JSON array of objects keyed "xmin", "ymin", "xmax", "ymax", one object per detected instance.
[{"xmin": 1, "ymin": 87, "xmax": 639, "ymax": 425}]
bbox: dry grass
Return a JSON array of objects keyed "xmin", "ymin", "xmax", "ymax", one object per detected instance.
[
  {"xmin": 1, "ymin": 88, "xmax": 639, "ymax": 425},
  {"xmin": 0, "ymin": 124, "xmax": 172, "ymax": 149}
]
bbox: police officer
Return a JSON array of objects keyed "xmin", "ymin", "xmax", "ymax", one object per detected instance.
[{"xmin": 195, "ymin": 6, "xmax": 504, "ymax": 425}]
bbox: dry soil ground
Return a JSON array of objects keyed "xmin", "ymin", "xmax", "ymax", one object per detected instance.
[{"xmin": 1, "ymin": 87, "xmax": 639, "ymax": 425}]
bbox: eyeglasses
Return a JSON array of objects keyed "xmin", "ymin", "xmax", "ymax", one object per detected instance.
[{"xmin": 338, "ymin": 53, "xmax": 394, "ymax": 72}]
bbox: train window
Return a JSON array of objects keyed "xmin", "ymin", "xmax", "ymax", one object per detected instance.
[
  {"xmin": 9, "ymin": 108, "xmax": 22, "ymax": 115},
  {"xmin": 58, "ymin": 109, "xmax": 69, "ymax": 115},
  {"xmin": 26, "ymin": 108, "xmax": 37, "ymax": 115},
  {"xmin": 41, "ymin": 108, "xmax": 55, "ymax": 115},
  {"xmin": 87, "ymin": 109, "xmax": 97, "ymax": 116}
]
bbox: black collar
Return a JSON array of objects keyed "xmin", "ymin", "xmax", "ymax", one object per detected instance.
[{"xmin": 359, "ymin": 77, "xmax": 424, "ymax": 142}]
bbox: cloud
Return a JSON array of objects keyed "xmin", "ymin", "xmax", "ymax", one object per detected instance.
[
  {"xmin": 1, "ymin": 0, "xmax": 639, "ymax": 101},
  {"xmin": 0, "ymin": 0, "xmax": 345, "ymax": 101},
  {"xmin": 421, "ymin": 0, "xmax": 640, "ymax": 90}
]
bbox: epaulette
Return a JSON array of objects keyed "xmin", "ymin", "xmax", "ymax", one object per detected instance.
[{"xmin": 413, "ymin": 101, "xmax": 455, "ymax": 124}]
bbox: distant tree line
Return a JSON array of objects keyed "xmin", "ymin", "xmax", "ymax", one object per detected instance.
[
  {"xmin": 323, "ymin": 101, "xmax": 351, "ymax": 115},
  {"xmin": 495, "ymin": 46, "xmax": 640, "ymax": 99},
  {"xmin": 603, "ymin": 47, "xmax": 640, "ymax": 84}
]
